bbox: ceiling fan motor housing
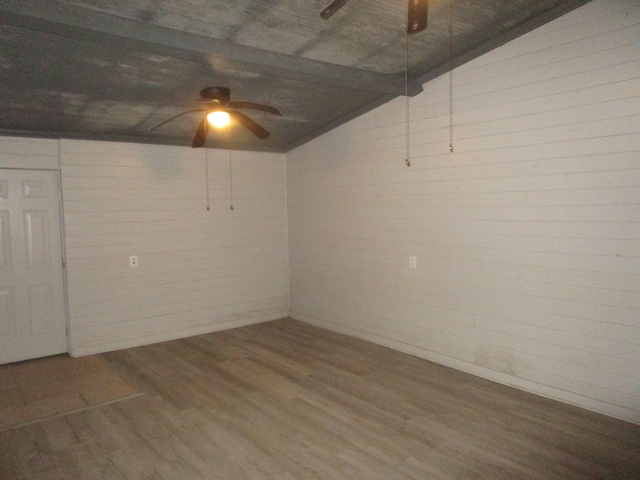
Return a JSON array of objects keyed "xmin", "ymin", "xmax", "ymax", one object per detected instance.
[{"xmin": 200, "ymin": 86, "xmax": 231, "ymax": 104}]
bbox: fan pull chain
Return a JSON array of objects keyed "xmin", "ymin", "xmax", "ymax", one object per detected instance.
[
  {"xmin": 205, "ymin": 148, "xmax": 210, "ymax": 211},
  {"xmin": 228, "ymin": 125, "xmax": 234, "ymax": 211},
  {"xmin": 229, "ymin": 149, "xmax": 234, "ymax": 211},
  {"xmin": 448, "ymin": 0, "xmax": 454, "ymax": 153},
  {"xmin": 404, "ymin": 4, "xmax": 411, "ymax": 168}
]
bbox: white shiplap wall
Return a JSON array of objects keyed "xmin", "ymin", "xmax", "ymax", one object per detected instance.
[
  {"xmin": 60, "ymin": 139, "xmax": 288, "ymax": 355},
  {"xmin": 0, "ymin": 136, "xmax": 59, "ymax": 170},
  {"xmin": 287, "ymin": 0, "xmax": 640, "ymax": 423}
]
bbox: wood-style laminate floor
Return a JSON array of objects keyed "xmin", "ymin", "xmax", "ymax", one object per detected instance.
[
  {"xmin": 1, "ymin": 318, "xmax": 639, "ymax": 479},
  {"xmin": 0, "ymin": 354, "xmax": 140, "ymax": 431}
]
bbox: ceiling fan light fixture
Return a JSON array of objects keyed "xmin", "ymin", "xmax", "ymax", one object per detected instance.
[
  {"xmin": 207, "ymin": 110, "xmax": 231, "ymax": 128},
  {"xmin": 150, "ymin": 86, "xmax": 278, "ymax": 145}
]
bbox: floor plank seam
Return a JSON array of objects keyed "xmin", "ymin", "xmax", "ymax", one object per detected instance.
[{"xmin": 0, "ymin": 392, "xmax": 146, "ymax": 433}]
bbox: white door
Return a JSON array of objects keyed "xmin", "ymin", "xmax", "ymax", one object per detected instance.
[{"xmin": 0, "ymin": 169, "xmax": 67, "ymax": 364}]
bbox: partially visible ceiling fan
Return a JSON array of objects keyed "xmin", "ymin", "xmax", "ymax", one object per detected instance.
[
  {"xmin": 150, "ymin": 86, "xmax": 282, "ymax": 148},
  {"xmin": 321, "ymin": 0, "xmax": 429, "ymax": 34}
]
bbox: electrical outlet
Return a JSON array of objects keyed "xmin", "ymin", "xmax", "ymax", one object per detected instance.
[
  {"xmin": 129, "ymin": 255, "xmax": 138, "ymax": 268},
  {"xmin": 409, "ymin": 256, "xmax": 417, "ymax": 269}
]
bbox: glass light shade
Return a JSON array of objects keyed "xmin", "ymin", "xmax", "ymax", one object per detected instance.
[{"xmin": 206, "ymin": 110, "xmax": 231, "ymax": 128}]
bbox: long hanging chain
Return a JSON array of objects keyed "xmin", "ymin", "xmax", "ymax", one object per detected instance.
[
  {"xmin": 405, "ymin": 2, "xmax": 411, "ymax": 167},
  {"xmin": 449, "ymin": 0, "xmax": 454, "ymax": 153}
]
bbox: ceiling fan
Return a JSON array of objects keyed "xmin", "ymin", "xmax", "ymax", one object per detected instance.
[
  {"xmin": 321, "ymin": 0, "xmax": 428, "ymax": 34},
  {"xmin": 150, "ymin": 86, "xmax": 282, "ymax": 148}
]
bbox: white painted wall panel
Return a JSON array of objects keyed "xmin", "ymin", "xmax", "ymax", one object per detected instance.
[
  {"xmin": 60, "ymin": 139, "xmax": 288, "ymax": 355},
  {"xmin": 287, "ymin": 0, "xmax": 640, "ymax": 424},
  {"xmin": 0, "ymin": 136, "xmax": 59, "ymax": 170}
]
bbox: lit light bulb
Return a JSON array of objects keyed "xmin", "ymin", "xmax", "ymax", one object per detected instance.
[{"xmin": 206, "ymin": 110, "xmax": 230, "ymax": 128}]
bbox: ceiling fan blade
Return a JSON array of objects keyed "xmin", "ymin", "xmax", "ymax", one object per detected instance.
[
  {"xmin": 227, "ymin": 101, "xmax": 282, "ymax": 116},
  {"xmin": 149, "ymin": 108, "xmax": 205, "ymax": 131},
  {"xmin": 407, "ymin": 0, "xmax": 428, "ymax": 34},
  {"xmin": 192, "ymin": 117, "xmax": 208, "ymax": 148},
  {"xmin": 229, "ymin": 111, "xmax": 270, "ymax": 139},
  {"xmin": 320, "ymin": 0, "xmax": 351, "ymax": 19}
]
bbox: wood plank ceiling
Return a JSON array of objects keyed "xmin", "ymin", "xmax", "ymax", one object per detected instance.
[{"xmin": 0, "ymin": 0, "xmax": 592, "ymax": 152}]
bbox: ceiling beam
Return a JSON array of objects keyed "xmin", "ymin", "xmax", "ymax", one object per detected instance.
[{"xmin": 0, "ymin": 0, "xmax": 423, "ymax": 97}]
